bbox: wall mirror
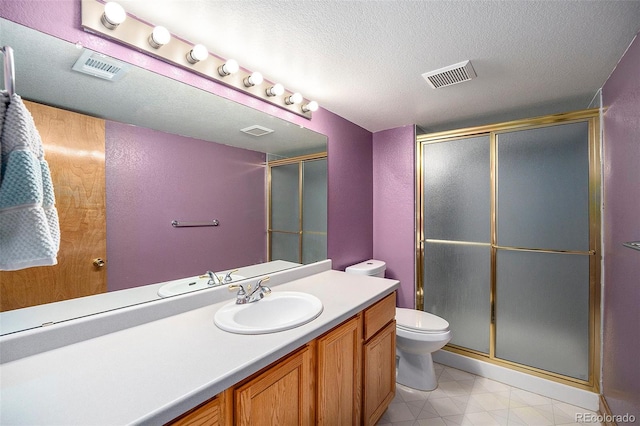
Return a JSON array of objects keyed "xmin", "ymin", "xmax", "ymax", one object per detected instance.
[{"xmin": 0, "ymin": 18, "xmax": 328, "ymax": 335}]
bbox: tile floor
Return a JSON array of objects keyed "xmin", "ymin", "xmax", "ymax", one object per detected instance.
[{"xmin": 377, "ymin": 363, "xmax": 602, "ymax": 426}]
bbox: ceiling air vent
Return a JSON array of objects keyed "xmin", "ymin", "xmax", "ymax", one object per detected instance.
[
  {"xmin": 422, "ymin": 60, "xmax": 477, "ymax": 89},
  {"xmin": 71, "ymin": 49, "xmax": 130, "ymax": 82},
  {"xmin": 241, "ymin": 125, "xmax": 274, "ymax": 137}
]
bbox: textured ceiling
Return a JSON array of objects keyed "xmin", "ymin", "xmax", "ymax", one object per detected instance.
[{"xmin": 116, "ymin": 0, "xmax": 640, "ymax": 133}]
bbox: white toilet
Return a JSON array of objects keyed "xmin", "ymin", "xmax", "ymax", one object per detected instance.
[{"xmin": 345, "ymin": 259, "xmax": 452, "ymax": 391}]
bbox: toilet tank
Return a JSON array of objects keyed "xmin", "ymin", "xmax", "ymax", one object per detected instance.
[{"xmin": 345, "ymin": 259, "xmax": 386, "ymax": 278}]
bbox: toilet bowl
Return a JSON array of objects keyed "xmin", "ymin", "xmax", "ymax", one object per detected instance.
[
  {"xmin": 395, "ymin": 308, "xmax": 451, "ymax": 391},
  {"xmin": 345, "ymin": 259, "xmax": 451, "ymax": 391}
]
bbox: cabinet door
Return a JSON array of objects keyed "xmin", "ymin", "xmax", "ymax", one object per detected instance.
[
  {"xmin": 316, "ymin": 315, "xmax": 362, "ymax": 425},
  {"xmin": 168, "ymin": 390, "xmax": 232, "ymax": 426},
  {"xmin": 363, "ymin": 320, "xmax": 396, "ymax": 426},
  {"xmin": 234, "ymin": 345, "xmax": 315, "ymax": 426}
]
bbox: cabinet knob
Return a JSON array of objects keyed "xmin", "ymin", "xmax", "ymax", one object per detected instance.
[{"xmin": 93, "ymin": 258, "xmax": 106, "ymax": 268}]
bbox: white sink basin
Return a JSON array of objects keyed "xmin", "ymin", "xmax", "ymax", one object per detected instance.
[
  {"xmin": 214, "ymin": 291, "xmax": 323, "ymax": 334},
  {"xmin": 157, "ymin": 273, "xmax": 245, "ymax": 297}
]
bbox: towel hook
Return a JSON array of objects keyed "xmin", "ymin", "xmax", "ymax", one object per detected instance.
[{"xmin": 1, "ymin": 45, "xmax": 16, "ymax": 96}]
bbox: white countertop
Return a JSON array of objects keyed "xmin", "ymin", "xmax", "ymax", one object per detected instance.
[{"xmin": 0, "ymin": 264, "xmax": 399, "ymax": 425}]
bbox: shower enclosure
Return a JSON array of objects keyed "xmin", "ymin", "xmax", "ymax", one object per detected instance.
[
  {"xmin": 416, "ymin": 109, "xmax": 600, "ymax": 390},
  {"xmin": 267, "ymin": 153, "xmax": 327, "ymax": 264}
]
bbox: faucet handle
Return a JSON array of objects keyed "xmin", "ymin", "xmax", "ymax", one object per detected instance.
[
  {"xmin": 224, "ymin": 269, "xmax": 239, "ymax": 282},
  {"xmin": 229, "ymin": 283, "xmax": 249, "ymax": 304},
  {"xmin": 229, "ymin": 283, "xmax": 250, "ymax": 293}
]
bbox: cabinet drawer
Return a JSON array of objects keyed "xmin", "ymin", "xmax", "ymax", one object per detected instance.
[{"xmin": 363, "ymin": 292, "xmax": 396, "ymax": 341}]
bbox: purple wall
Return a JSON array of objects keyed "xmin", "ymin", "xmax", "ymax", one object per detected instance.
[
  {"xmin": 106, "ymin": 122, "xmax": 266, "ymax": 290},
  {"xmin": 601, "ymin": 33, "xmax": 640, "ymax": 419},
  {"xmin": 373, "ymin": 126, "xmax": 416, "ymax": 308},
  {"xmin": 2, "ymin": 1, "xmax": 374, "ymax": 282},
  {"xmin": 325, "ymin": 118, "xmax": 374, "ymax": 271}
]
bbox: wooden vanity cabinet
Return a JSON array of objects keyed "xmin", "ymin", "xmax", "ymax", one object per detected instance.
[
  {"xmin": 168, "ymin": 292, "xmax": 396, "ymax": 426},
  {"xmin": 315, "ymin": 292, "xmax": 396, "ymax": 426},
  {"xmin": 362, "ymin": 293, "xmax": 397, "ymax": 426}
]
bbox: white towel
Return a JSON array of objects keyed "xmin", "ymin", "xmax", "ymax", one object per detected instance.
[{"xmin": 0, "ymin": 93, "xmax": 60, "ymax": 270}]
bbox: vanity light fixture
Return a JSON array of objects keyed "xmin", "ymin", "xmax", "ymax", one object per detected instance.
[
  {"xmin": 82, "ymin": 0, "xmax": 316, "ymax": 119},
  {"xmin": 301, "ymin": 101, "xmax": 319, "ymax": 113},
  {"xmin": 101, "ymin": 2, "xmax": 126, "ymax": 30},
  {"xmin": 186, "ymin": 44, "xmax": 208, "ymax": 64},
  {"xmin": 265, "ymin": 83, "xmax": 284, "ymax": 97},
  {"xmin": 148, "ymin": 26, "xmax": 171, "ymax": 49},
  {"xmin": 243, "ymin": 71, "xmax": 264, "ymax": 87},
  {"xmin": 284, "ymin": 92, "xmax": 303, "ymax": 105},
  {"xmin": 217, "ymin": 59, "xmax": 239, "ymax": 76}
]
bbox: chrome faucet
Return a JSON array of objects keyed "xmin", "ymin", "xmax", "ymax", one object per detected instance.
[
  {"xmin": 206, "ymin": 270, "xmax": 223, "ymax": 286},
  {"xmin": 229, "ymin": 276, "xmax": 271, "ymax": 304},
  {"xmin": 205, "ymin": 269, "xmax": 239, "ymax": 286}
]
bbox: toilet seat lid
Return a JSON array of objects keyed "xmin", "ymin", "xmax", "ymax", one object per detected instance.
[{"xmin": 396, "ymin": 308, "xmax": 450, "ymax": 332}]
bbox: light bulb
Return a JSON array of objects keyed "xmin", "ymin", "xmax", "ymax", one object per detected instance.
[
  {"xmin": 218, "ymin": 59, "xmax": 239, "ymax": 76},
  {"xmin": 148, "ymin": 26, "xmax": 171, "ymax": 49},
  {"xmin": 186, "ymin": 44, "xmax": 208, "ymax": 64},
  {"xmin": 285, "ymin": 92, "xmax": 303, "ymax": 105},
  {"xmin": 266, "ymin": 83, "xmax": 284, "ymax": 97},
  {"xmin": 301, "ymin": 101, "xmax": 319, "ymax": 113},
  {"xmin": 101, "ymin": 2, "xmax": 126, "ymax": 30},
  {"xmin": 243, "ymin": 72, "xmax": 264, "ymax": 87}
]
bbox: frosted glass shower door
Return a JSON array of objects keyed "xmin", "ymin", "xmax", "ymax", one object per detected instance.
[
  {"xmin": 302, "ymin": 159, "xmax": 327, "ymax": 264},
  {"xmin": 495, "ymin": 122, "xmax": 592, "ymax": 380},
  {"xmin": 269, "ymin": 156, "xmax": 327, "ymax": 264},
  {"xmin": 418, "ymin": 110, "xmax": 599, "ymax": 385},
  {"xmin": 422, "ymin": 135, "xmax": 491, "ymax": 353},
  {"xmin": 270, "ymin": 163, "xmax": 300, "ymax": 263}
]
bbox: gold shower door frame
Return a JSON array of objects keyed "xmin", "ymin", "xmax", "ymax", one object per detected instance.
[
  {"xmin": 415, "ymin": 109, "xmax": 601, "ymax": 392},
  {"xmin": 267, "ymin": 152, "xmax": 328, "ymax": 263}
]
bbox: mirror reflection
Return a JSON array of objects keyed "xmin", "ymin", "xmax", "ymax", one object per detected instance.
[{"xmin": 0, "ymin": 19, "xmax": 328, "ymax": 335}]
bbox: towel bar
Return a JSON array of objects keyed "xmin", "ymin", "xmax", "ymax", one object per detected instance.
[
  {"xmin": 623, "ymin": 241, "xmax": 640, "ymax": 252},
  {"xmin": 171, "ymin": 219, "xmax": 220, "ymax": 228}
]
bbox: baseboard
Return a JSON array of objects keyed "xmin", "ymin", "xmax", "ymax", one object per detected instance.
[{"xmin": 432, "ymin": 350, "xmax": 600, "ymax": 411}]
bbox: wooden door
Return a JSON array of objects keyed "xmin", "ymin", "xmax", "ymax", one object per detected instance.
[
  {"xmin": 316, "ymin": 314, "xmax": 362, "ymax": 425},
  {"xmin": 0, "ymin": 101, "xmax": 106, "ymax": 311},
  {"xmin": 234, "ymin": 345, "xmax": 315, "ymax": 426},
  {"xmin": 363, "ymin": 320, "xmax": 396, "ymax": 426}
]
